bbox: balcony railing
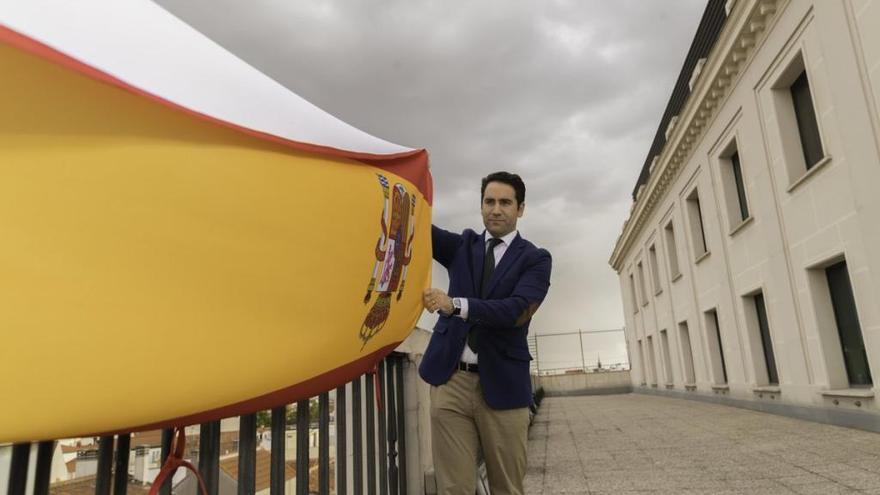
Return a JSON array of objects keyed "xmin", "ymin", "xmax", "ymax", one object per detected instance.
[{"xmin": 4, "ymin": 353, "xmax": 410, "ymax": 495}]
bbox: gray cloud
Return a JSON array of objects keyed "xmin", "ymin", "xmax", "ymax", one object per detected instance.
[{"xmin": 154, "ymin": 0, "xmax": 707, "ymax": 363}]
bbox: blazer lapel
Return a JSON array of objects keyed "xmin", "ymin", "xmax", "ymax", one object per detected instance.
[
  {"xmin": 485, "ymin": 233, "xmax": 525, "ymax": 297},
  {"xmin": 471, "ymin": 233, "xmax": 486, "ymax": 296}
]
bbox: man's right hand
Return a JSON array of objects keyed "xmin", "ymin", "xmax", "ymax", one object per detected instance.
[{"xmin": 423, "ymin": 288, "xmax": 454, "ymax": 315}]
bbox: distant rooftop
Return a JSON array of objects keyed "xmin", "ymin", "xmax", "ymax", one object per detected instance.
[
  {"xmin": 219, "ymin": 448, "xmax": 298, "ymax": 493},
  {"xmin": 50, "ymin": 475, "xmax": 150, "ymax": 495}
]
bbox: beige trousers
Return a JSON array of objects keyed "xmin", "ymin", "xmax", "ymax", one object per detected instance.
[{"xmin": 430, "ymin": 370, "xmax": 530, "ymax": 495}]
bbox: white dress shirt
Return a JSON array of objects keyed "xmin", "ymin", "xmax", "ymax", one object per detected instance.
[{"xmin": 458, "ymin": 230, "xmax": 518, "ymax": 364}]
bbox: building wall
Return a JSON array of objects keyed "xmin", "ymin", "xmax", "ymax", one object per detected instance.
[{"xmin": 615, "ymin": 0, "xmax": 880, "ymax": 416}]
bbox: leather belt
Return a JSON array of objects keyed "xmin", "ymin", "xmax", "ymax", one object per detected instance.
[{"xmin": 458, "ymin": 362, "xmax": 479, "ymax": 373}]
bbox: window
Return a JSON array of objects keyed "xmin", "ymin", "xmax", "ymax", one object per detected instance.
[
  {"xmin": 660, "ymin": 329, "xmax": 673, "ymax": 384},
  {"xmin": 636, "ymin": 261, "xmax": 648, "ymax": 306},
  {"xmin": 686, "ymin": 187, "xmax": 708, "ymax": 259},
  {"xmin": 678, "ymin": 321, "xmax": 696, "ymax": 384},
  {"xmin": 629, "ymin": 273, "xmax": 639, "ymax": 313},
  {"xmin": 704, "ymin": 309, "xmax": 728, "ymax": 384},
  {"xmin": 826, "ymin": 261, "xmax": 872, "ymax": 386},
  {"xmin": 648, "ymin": 244, "xmax": 662, "ymax": 295},
  {"xmin": 790, "ymin": 70, "xmax": 824, "ymax": 169},
  {"xmin": 770, "ymin": 53, "xmax": 828, "ymax": 186},
  {"xmin": 664, "ymin": 220, "xmax": 681, "ymax": 279},
  {"xmin": 718, "ymin": 139, "xmax": 750, "ymax": 228},
  {"xmin": 730, "ymin": 151, "xmax": 749, "ymax": 220},
  {"xmin": 748, "ymin": 292, "xmax": 779, "ymax": 385},
  {"xmin": 637, "ymin": 339, "xmax": 647, "ymax": 385},
  {"xmin": 646, "ymin": 335, "xmax": 658, "ymax": 386}
]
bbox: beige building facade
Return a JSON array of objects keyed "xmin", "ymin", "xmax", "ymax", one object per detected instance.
[{"xmin": 610, "ymin": 0, "xmax": 880, "ymax": 426}]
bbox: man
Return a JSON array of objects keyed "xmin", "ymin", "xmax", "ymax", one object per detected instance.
[{"xmin": 420, "ymin": 171, "xmax": 552, "ymax": 495}]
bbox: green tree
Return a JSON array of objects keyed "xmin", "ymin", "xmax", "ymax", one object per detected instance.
[{"xmin": 253, "ymin": 397, "xmax": 323, "ymax": 429}]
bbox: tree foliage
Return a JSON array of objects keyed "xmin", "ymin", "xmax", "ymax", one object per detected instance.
[{"xmin": 254, "ymin": 398, "xmax": 321, "ymax": 428}]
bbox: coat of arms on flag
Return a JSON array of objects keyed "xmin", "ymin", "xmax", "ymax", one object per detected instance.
[{"xmin": 360, "ymin": 174, "xmax": 416, "ymax": 348}]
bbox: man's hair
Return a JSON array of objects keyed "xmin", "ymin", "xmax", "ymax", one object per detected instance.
[{"xmin": 481, "ymin": 171, "xmax": 526, "ymax": 206}]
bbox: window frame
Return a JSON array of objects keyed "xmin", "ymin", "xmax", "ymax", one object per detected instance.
[
  {"xmin": 685, "ymin": 185, "xmax": 709, "ymax": 261},
  {"xmin": 663, "ymin": 218, "xmax": 682, "ymax": 281},
  {"xmin": 766, "ymin": 49, "xmax": 832, "ymax": 191}
]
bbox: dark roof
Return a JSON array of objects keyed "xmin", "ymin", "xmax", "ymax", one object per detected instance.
[{"xmin": 631, "ymin": 0, "xmax": 729, "ymax": 199}]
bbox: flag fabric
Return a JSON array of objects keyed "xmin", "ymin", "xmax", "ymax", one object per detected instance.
[{"xmin": 0, "ymin": 0, "xmax": 432, "ymax": 443}]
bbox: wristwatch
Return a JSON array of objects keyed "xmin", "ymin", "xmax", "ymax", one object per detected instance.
[{"xmin": 451, "ymin": 297, "xmax": 462, "ymax": 316}]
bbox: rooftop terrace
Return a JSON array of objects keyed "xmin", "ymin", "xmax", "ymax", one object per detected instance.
[{"xmin": 525, "ymin": 394, "xmax": 880, "ymax": 494}]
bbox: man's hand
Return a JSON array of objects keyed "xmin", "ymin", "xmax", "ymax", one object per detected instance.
[{"xmin": 423, "ymin": 288, "xmax": 454, "ymax": 315}]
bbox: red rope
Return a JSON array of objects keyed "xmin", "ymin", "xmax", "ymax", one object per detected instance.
[
  {"xmin": 148, "ymin": 428, "xmax": 208, "ymax": 495},
  {"xmin": 147, "ymin": 362, "xmax": 388, "ymax": 493},
  {"xmin": 372, "ymin": 363, "xmax": 383, "ymax": 411}
]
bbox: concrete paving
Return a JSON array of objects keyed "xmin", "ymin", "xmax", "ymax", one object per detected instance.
[{"xmin": 525, "ymin": 394, "xmax": 880, "ymax": 494}]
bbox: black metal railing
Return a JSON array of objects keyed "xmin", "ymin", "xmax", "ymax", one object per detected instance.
[{"xmin": 4, "ymin": 353, "xmax": 409, "ymax": 495}]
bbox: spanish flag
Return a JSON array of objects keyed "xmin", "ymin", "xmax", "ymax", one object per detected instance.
[{"xmin": 0, "ymin": 0, "xmax": 431, "ymax": 443}]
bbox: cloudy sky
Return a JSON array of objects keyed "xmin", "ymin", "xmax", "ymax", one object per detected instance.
[{"xmin": 155, "ymin": 0, "xmax": 707, "ymax": 367}]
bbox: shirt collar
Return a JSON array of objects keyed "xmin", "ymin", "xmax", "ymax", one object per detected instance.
[{"xmin": 484, "ymin": 229, "xmax": 518, "ymax": 247}]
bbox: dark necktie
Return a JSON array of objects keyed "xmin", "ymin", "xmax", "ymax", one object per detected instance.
[{"xmin": 468, "ymin": 237, "xmax": 503, "ymax": 352}]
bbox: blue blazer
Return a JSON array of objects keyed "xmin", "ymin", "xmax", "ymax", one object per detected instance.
[{"xmin": 418, "ymin": 226, "xmax": 552, "ymax": 409}]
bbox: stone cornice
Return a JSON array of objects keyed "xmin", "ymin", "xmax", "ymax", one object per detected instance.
[{"xmin": 609, "ymin": 0, "xmax": 783, "ymax": 272}]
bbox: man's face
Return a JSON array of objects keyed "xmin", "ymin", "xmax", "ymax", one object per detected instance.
[{"xmin": 481, "ymin": 181, "xmax": 524, "ymax": 238}]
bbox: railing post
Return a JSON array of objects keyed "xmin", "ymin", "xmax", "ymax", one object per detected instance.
[
  {"xmin": 159, "ymin": 429, "xmax": 174, "ymax": 495},
  {"xmin": 366, "ymin": 372, "xmax": 377, "ymax": 495},
  {"xmin": 238, "ymin": 413, "xmax": 257, "ymax": 495},
  {"xmin": 296, "ymin": 400, "xmax": 309, "ymax": 495},
  {"xmin": 271, "ymin": 405, "xmax": 287, "ymax": 495},
  {"xmin": 8, "ymin": 443, "xmax": 31, "ymax": 495},
  {"xmin": 377, "ymin": 361, "xmax": 389, "ymax": 495},
  {"xmin": 113, "ymin": 434, "xmax": 131, "ymax": 495},
  {"xmin": 385, "ymin": 358, "xmax": 399, "ymax": 495},
  {"xmin": 579, "ymin": 330, "xmax": 586, "ymax": 371},
  {"xmin": 395, "ymin": 355, "xmax": 408, "ymax": 495},
  {"xmin": 352, "ymin": 376, "xmax": 363, "ymax": 495},
  {"xmin": 34, "ymin": 441, "xmax": 55, "ymax": 495},
  {"xmin": 95, "ymin": 435, "xmax": 114, "ymax": 495},
  {"xmin": 318, "ymin": 392, "xmax": 330, "ymax": 495},
  {"xmin": 335, "ymin": 385, "xmax": 347, "ymax": 495},
  {"xmin": 199, "ymin": 421, "xmax": 221, "ymax": 495}
]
